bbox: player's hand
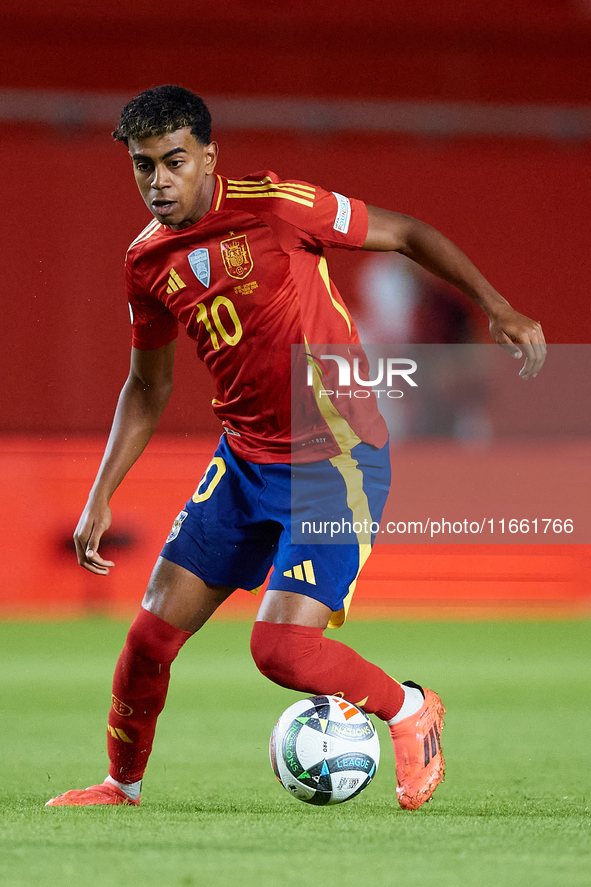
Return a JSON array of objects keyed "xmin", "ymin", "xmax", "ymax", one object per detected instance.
[
  {"xmin": 488, "ymin": 306, "xmax": 546, "ymax": 380},
  {"xmin": 73, "ymin": 500, "xmax": 115, "ymax": 575}
]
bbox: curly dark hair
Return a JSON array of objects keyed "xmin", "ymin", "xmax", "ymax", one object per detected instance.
[{"xmin": 113, "ymin": 85, "xmax": 212, "ymax": 146}]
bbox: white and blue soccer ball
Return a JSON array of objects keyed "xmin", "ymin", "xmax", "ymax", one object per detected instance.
[{"xmin": 269, "ymin": 694, "xmax": 380, "ymax": 805}]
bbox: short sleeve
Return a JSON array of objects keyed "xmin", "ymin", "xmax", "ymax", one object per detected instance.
[
  {"xmin": 222, "ymin": 172, "xmax": 368, "ymax": 251},
  {"xmin": 304, "ymin": 187, "xmax": 369, "ymax": 250},
  {"xmin": 125, "ymin": 251, "xmax": 178, "ymax": 350}
]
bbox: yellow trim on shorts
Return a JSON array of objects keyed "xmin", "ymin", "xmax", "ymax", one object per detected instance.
[
  {"xmin": 326, "ymin": 450, "xmax": 373, "ymax": 629},
  {"xmin": 304, "ymin": 336, "xmax": 372, "ymax": 628},
  {"xmin": 302, "ymin": 339, "xmax": 371, "ymax": 627}
]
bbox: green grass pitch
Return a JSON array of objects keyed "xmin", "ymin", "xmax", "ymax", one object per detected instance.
[{"xmin": 1, "ymin": 618, "xmax": 590, "ymax": 887}]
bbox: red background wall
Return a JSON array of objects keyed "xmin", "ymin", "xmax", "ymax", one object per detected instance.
[
  {"xmin": 1, "ymin": 436, "xmax": 589, "ymax": 620},
  {"xmin": 2, "ymin": 0, "xmax": 591, "ymax": 105}
]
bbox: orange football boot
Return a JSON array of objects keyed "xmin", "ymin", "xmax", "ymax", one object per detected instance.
[
  {"xmin": 45, "ymin": 782, "xmax": 140, "ymax": 807},
  {"xmin": 389, "ymin": 681, "xmax": 446, "ymax": 810}
]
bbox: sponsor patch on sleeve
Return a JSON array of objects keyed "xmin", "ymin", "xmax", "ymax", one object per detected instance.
[{"xmin": 332, "ymin": 192, "xmax": 351, "ymax": 234}]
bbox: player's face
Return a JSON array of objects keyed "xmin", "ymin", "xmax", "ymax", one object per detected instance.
[{"xmin": 128, "ymin": 127, "xmax": 218, "ymax": 230}]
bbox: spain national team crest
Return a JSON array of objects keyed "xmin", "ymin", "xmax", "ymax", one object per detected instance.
[{"xmin": 220, "ymin": 234, "xmax": 253, "ymax": 279}]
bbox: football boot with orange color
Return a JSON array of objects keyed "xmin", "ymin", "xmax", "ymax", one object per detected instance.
[
  {"xmin": 389, "ymin": 681, "xmax": 446, "ymax": 810},
  {"xmin": 45, "ymin": 782, "xmax": 140, "ymax": 807}
]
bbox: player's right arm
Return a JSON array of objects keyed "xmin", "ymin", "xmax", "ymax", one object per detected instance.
[{"xmin": 73, "ymin": 340, "xmax": 176, "ymax": 574}]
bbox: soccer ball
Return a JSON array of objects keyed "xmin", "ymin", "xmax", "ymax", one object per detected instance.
[{"xmin": 269, "ymin": 694, "xmax": 380, "ymax": 805}]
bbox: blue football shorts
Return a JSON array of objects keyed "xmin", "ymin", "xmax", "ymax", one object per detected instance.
[{"xmin": 161, "ymin": 434, "xmax": 390, "ymax": 627}]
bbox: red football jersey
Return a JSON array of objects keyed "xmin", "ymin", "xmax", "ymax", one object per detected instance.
[{"xmin": 126, "ymin": 171, "xmax": 388, "ymax": 463}]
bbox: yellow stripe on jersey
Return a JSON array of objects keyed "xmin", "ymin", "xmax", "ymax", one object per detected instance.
[
  {"xmin": 326, "ymin": 451, "xmax": 373, "ymax": 629},
  {"xmin": 226, "ymin": 183, "xmax": 316, "ymax": 200},
  {"xmin": 214, "ymin": 175, "xmax": 224, "ymax": 212},
  {"xmin": 317, "ymin": 255, "xmax": 352, "ymax": 335},
  {"xmin": 304, "ymin": 339, "xmax": 362, "ymax": 455},
  {"xmin": 226, "ymin": 189, "xmax": 315, "ymax": 208},
  {"xmin": 128, "ymin": 218, "xmax": 161, "ymax": 251},
  {"xmin": 226, "ymin": 177, "xmax": 315, "ymax": 207},
  {"xmin": 226, "ymin": 176, "xmax": 315, "ymax": 196}
]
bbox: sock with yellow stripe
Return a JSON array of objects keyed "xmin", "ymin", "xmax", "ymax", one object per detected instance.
[
  {"xmin": 107, "ymin": 607, "xmax": 192, "ymax": 785},
  {"xmin": 250, "ymin": 621, "xmax": 405, "ymax": 721}
]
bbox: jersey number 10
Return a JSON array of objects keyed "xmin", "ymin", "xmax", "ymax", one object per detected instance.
[{"xmin": 195, "ymin": 296, "xmax": 243, "ymax": 349}]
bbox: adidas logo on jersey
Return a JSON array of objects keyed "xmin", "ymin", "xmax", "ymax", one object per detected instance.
[
  {"xmin": 283, "ymin": 559, "xmax": 316, "ymax": 585},
  {"xmin": 166, "ymin": 268, "xmax": 186, "ymax": 294}
]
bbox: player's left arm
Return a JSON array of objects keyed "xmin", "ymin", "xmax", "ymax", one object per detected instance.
[{"xmin": 363, "ymin": 206, "xmax": 546, "ymax": 379}]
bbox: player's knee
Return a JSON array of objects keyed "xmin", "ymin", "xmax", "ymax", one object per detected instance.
[
  {"xmin": 249, "ymin": 621, "xmax": 285, "ymax": 680},
  {"xmin": 250, "ymin": 621, "xmax": 323, "ymax": 690},
  {"xmin": 125, "ymin": 607, "xmax": 190, "ymax": 663}
]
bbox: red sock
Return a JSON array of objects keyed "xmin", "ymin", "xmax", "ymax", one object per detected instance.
[
  {"xmin": 107, "ymin": 608, "xmax": 192, "ymax": 784},
  {"xmin": 250, "ymin": 621, "xmax": 404, "ymax": 721}
]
